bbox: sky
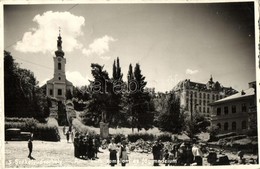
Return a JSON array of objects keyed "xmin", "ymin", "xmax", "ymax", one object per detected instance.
[{"xmin": 3, "ymin": 2, "xmax": 257, "ymax": 92}]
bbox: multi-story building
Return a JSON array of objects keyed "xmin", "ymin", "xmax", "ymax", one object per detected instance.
[
  {"xmin": 210, "ymin": 81, "xmax": 256, "ymax": 134},
  {"xmin": 46, "ymin": 31, "xmax": 73, "ymax": 101},
  {"xmin": 172, "ymin": 76, "xmax": 237, "ymax": 117}
]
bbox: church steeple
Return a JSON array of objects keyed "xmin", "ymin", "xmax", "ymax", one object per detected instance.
[{"xmin": 55, "ymin": 28, "xmax": 65, "ymax": 58}]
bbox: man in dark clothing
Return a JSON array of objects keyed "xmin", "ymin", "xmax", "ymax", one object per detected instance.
[
  {"xmin": 152, "ymin": 141, "xmax": 160, "ymax": 166},
  {"xmin": 28, "ymin": 138, "xmax": 33, "ymax": 159}
]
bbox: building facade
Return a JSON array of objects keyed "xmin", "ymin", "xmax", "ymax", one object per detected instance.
[
  {"xmin": 210, "ymin": 82, "xmax": 256, "ymax": 134},
  {"xmin": 46, "ymin": 32, "xmax": 73, "ymax": 101},
  {"xmin": 173, "ymin": 76, "xmax": 237, "ymax": 117}
]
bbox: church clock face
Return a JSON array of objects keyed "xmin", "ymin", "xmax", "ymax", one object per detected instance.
[{"xmin": 58, "ymin": 58, "xmax": 61, "ymax": 61}]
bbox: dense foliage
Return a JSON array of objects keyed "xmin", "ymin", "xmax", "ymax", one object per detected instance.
[
  {"xmin": 4, "ymin": 51, "xmax": 49, "ymax": 121},
  {"xmin": 5, "ymin": 117, "xmax": 60, "ymax": 141},
  {"xmin": 157, "ymin": 92, "xmax": 184, "ymax": 134}
]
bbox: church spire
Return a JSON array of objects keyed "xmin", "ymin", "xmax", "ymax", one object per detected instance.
[{"xmin": 55, "ymin": 27, "xmax": 65, "ymax": 58}]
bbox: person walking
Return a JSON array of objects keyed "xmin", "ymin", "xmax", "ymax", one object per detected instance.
[
  {"xmin": 119, "ymin": 140, "xmax": 129, "ymax": 166},
  {"xmin": 108, "ymin": 138, "xmax": 117, "ymax": 166},
  {"xmin": 28, "ymin": 138, "xmax": 33, "ymax": 159}
]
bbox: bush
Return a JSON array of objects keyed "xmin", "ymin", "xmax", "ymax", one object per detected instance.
[
  {"xmin": 72, "ymin": 118, "xmax": 96, "ymax": 136},
  {"xmin": 157, "ymin": 133, "xmax": 172, "ymax": 142},
  {"xmin": 128, "ymin": 133, "xmax": 155, "ymax": 142},
  {"xmin": 5, "ymin": 117, "xmax": 60, "ymax": 141}
]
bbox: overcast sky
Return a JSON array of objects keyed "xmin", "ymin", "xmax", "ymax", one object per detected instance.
[{"xmin": 4, "ymin": 2, "xmax": 256, "ymax": 92}]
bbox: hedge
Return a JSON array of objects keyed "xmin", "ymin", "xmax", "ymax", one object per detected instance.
[
  {"xmin": 128, "ymin": 133, "xmax": 155, "ymax": 142},
  {"xmin": 5, "ymin": 117, "xmax": 60, "ymax": 141},
  {"xmin": 72, "ymin": 118, "xmax": 96, "ymax": 136},
  {"xmin": 157, "ymin": 133, "xmax": 172, "ymax": 142}
]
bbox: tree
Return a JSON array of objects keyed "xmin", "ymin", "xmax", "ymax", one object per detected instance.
[
  {"xmin": 127, "ymin": 63, "xmax": 154, "ymax": 132},
  {"xmin": 4, "ymin": 51, "xmax": 49, "ymax": 121},
  {"xmin": 87, "ymin": 63, "xmax": 111, "ymax": 123},
  {"xmin": 158, "ymin": 92, "xmax": 184, "ymax": 133}
]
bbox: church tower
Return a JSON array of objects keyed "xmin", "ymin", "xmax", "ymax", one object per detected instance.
[{"xmin": 46, "ymin": 30, "xmax": 73, "ymax": 101}]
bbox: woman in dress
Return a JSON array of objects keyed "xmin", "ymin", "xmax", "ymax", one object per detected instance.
[
  {"xmin": 108, "ymin": 138, "xmax": 117, "ymax": 166},
  {"xmin": 119, "ymin": 140, "xmax": 129, "ymax": 166}
]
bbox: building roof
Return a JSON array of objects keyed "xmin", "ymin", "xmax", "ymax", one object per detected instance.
[
  {"xmin": 210, "ymin": 88, "xmax": 255, "ymax": 105},
  {"xmin": 172, "ymin": 78, "xmax": 237, "ymax": 95}
]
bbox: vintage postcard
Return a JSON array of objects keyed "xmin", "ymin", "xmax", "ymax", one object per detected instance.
[{"xmin": 1, "ymin": 0, "xmax": 259, "ymax": 168}]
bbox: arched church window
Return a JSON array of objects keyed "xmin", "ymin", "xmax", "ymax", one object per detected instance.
[
  {"xmin": 58, "ymin": 62, "xmax": 61, "ymax": 70},
  {"xmin": 59, "ymin": 77, "xmax": 61, "ymax": 80}
]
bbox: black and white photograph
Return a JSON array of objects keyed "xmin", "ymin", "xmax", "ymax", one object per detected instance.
[{"xmin": 2, "ymin": 0, "xmax": 259, "ymax": 168}]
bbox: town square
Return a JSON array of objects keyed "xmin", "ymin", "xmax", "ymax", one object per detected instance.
[{"xmin": 2, "ymin": 1, "xmax": 259, "ymax": 168}]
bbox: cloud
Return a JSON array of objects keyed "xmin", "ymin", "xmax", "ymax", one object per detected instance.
[
  {"xmin": 186, "ymin": 69, "xmax": 199, "ymax": 75},
  {"xmin": 15, "ymin": 11, "xmax": 85, "ymax": 53},
  {"xmin": 66, "ymin": 71, "xmax": 91, "ymax": 87},
  {"xmin": 82, "ymin": 35, "xmax": 116, "ymax": 57},
  {"xmin": 100, "ymin": 56, "xmax": 111, "ymax": 60}
]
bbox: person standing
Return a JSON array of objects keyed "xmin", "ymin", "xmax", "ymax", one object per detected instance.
[
  {"xmin": 152, "ymin": 141, "xmax": 160, "ymax": 166},
  {"xmin": 119, "ymin": 140, "xmax": 129, "ymax": 166},
  {"xmin": 71, "ymin": 130, "xmax": 74, "ymax": 143},
  {"xmin": 108, "ymin": 138, "xmax": 117, "ymax": 166},
  {"xmin": 28, "ymin": 138, "xmax": 33, "ymax": 159},
  {"xmin": 63, "ymin": 125, "xmax": 66, "ymax": 135},
  {"xmin": 192, "ymin": 141, "xmax": 203, "ymax": 166},
  {"xmin": 66, "ymin": 130, "xmax": 70, "ymax": 143}
]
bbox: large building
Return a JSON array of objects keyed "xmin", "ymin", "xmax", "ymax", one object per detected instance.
[
  {"xmin": 46, "ymin": 32, "xmax": 73, "ymax": 101},
  {"xmin": 173, "ymin": 76, "xmax": 237, "ymax": 117},
  {"xmin": 210, "ymin": 81, "xmax": 257, "ymax": 134}
]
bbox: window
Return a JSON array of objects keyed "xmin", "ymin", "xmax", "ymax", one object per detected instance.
[
  {"xmin": 194, "ymin": 92, "xmax": 197, "ymax": 98},
  {"xmin": 217, "ymin": 123, "xmax": 221, "ymax": 129},
  {"xmin": 194, "ymin": 99, "xmax": 197, "ymax": 104},
  {"xmin": 207, "ymin": 107, "xmax": 210, "ymax": 113},
  {"xmin": 224, "ymin": 122, "xmax": 229, "ymax": 131},
  {"xmin": 199, "ymin": 107, "xmax": 201, "ymax": 112},
  {"xmin": 203, "ymin": 107, "xmax": 205, "ymax": 113},
  {"xmin": 58, "ymin": 89, "xmax": 62, "ymax": 95},
  {"xmin": 58, "ymin": 77, "xmax": 61, "ymax": 80},
  {"xmin": 232, "ymin": 105, "xmax": 236, "ymax": 113},
  {"xmin": 242, "ymin": 121, "xmax": 247, "ymax": 129},
  {"xmin": 203, "ymin": 100, "xmax": 206, "ymax": 106},
  {"xmin": 212, "ymin": 95, "xmax": 215, "ymax": 100},
  {"xmin": 217, "ymin": 107, "xmax": 221, "ymax": 115},
  {"xmin": 203, "ymin": 93, "xmax": 206, "ymax": 99},
  {"xmin": 186, "ymin": 99, "xmax": 189, "ymax": 107},
  {"xmin": 58, "ymin": 62, "xmax": 61, "ymax": 70},
  {"xmin": 224, "ymin": 106, "xmax": 228, "ymax": 115},
  {"xmin": 49, "ymin": 89, "xmax": 53, "ymax": 96},
  {"xmin": 199, "ymin": 93, "xmax": 202, "ymax": 98},
  {"xmin": 199, "ymin": 100, "xmax": 202, "ymax": 105},
  {"xmin": 216, "ymin": 95, "xmax": 219, "ymax": 100},
  {"xmin": 207, "ymin": 94, "xmax": 210, "ymax": 99},
  {"xmin": 232, "ymin": 122, "xmax": 236, "ymax": 130},
  {"xmin": 186, "ymin": 91, "xmax": 189, "ymax": 96},
  {"xmin": 220, "ymin": 95, "xmax": 223, "ymax": 99},
  {"xmin": 242, "ymin": 103, "xmax": 247, "ymax": 112}
]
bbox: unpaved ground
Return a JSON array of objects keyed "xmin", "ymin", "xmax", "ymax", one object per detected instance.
[{"xmin": 5, "ymin": 139, "xmax": 155, "ymax": 167}]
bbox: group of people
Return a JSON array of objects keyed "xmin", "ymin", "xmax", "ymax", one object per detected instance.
[
  {"xmin": 73, "ymin": 132, "xmax": 101, "ymax": 160},
  {"xmin": 108, "ymin": 138, "xmax": 129, "ymax": 167},
  {"xmin": 152, "ymin": 139, "xmax": 203, "ymax": 166}
]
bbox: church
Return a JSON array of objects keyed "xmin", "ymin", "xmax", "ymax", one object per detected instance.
[{"xmin": 46, "ymin": 31, "xmax": 73, "ymax": 101}]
